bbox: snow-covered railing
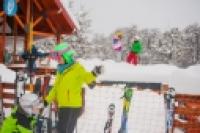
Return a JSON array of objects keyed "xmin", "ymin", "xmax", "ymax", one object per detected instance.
[
  {"xmin": 96, "ymin": 80, "xmax": 162, "ymax": 91},
  {"xmin": 0, "ymin": 82, "xmax": 17, "ymax": 108},
  {"xmin": 7, "ymin": 65, "xmax": 56, "ymax": 75}
]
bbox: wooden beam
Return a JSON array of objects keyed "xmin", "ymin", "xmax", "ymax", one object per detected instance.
[
  {"xmin": 33, "ymin": 0, "xmax": 57, "ymax": 34},
  {"xmin": 47, "ymin": 8, "xmax": 63, "ymax": 16},
  {"xmin": 0, "ymin": 33, "xmax": 15, "ymax": 36},
  {"xmin": 33, "ymin": 31, "xmax": 54, "ymax": 37},
  {"xmin": 46, "ymin": 18, "xmax": 57, "ymax": 33},
  {"xmin": 175, "ymin": 107, "xmax": 200, "ymax": 115},
  {"xmin": 3, "ymin": 14, "xmax": 6, "ymax": 33},
  {"xmin": 0, "ymin": 14, "xmax": 6, "ymax": 63},
  {"xmin": 14, "ymin": 15, "xmax": 25, "ymax": 29},
  {"xmin": 173, "ymin": 120, "xmax": 200, "ymax": 129},
  {"xmin": 13, "ymin": 18, "xmax": 17, "ymax": 57},
  {"xmin": 26, "ymin": 0, "xmax": 31, "ymax": 24},
  {"xmin": 2, "ymin": 83, "xmax": 15, "ymax": 89},
  {"xmin": 33, "ymin": 0, "xmax": 42, "ymax": 11},
  {"xmin": 3, "ymin": 93, "xmax": 15, "ymax": 99},
  {"xmin": 0, "ymin": 11, "xmax": 4, "ymax": 17},
  {"xmin": 33, "ymin": 16, "xmax": 43, "ymax": 27}
]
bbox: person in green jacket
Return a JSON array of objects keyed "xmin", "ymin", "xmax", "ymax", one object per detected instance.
[
  {"xmin": 0, "ymin": 106, "xmax": 36, "ymax": 133},
  {"xmin": 45, "ymin": 42, "xmax": 102, "ymax": 133},
  {"xmin": 126, "ymin": 36, "xmax": 143, "ymax": 65}
]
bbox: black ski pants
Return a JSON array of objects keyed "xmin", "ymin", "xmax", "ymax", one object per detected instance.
[{"xmin": 58, "ymin": 107, "xmax": 81, "ymax": 133}]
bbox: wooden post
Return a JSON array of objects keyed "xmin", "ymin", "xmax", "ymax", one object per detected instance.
[
  {"xmin": 23, "ymin": 0, "xmax": 34, "ymax": 91},
  {"xmin": 0, "ymin": 14, "xmax": 6, "ymax": 63},
  {"xmin": 13, "ymin": 17, "xmax": 18, "ymax": 62},
  {"xmin": 56, "ymin": 34, "xmax": 61, "ymax": 44},
  {"xmin": 24, "ymin": 0, "xmax": 33, "ymax": 52},
  {"xmin": 161, "ymin": 84, "xmax": 169, "ymax": 94},
  {"xmin": 33, "ymin": 31, "xmax": 54, "ymax": 37},
  {"xmin": 0, "ymin": 36, "xmax": 5, "ymax": 63},
  {"xmin": 0, "ymin": 76, "xmax": 4, "ymax": 122},
  {"xmin": 0, "ymin": 11, "xmax": 4, "ymax": 17}
]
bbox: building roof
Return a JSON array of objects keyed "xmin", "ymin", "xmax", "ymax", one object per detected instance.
[{"xmin": 0, "ymin": 0, "xmax": 78, "ymax": 35}]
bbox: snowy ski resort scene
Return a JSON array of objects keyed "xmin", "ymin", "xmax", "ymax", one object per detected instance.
[{"xmin": 0, "ymin": 0, "xmax": 200, "ymax": 133}]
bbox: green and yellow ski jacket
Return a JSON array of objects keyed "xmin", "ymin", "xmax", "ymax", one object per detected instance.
[
  {"xmin": 46, "ymin": 62, "xmax": 96, "ymax": 108},
  {"xmin": 0, "ymin": 107, "xmax": 36, "ymax": 133}
]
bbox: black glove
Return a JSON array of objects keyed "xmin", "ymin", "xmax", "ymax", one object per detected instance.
[
  {"xmin": 92, "ymin": 65, "xmax": 103, "ymax": 77},
  {"xmin": 88, "ymin": 81, "xmax": 96, "ymax": 89}
]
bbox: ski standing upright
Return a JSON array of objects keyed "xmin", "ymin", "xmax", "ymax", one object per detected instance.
[
  {"xmin": 119, "ymin": 85, "xmax": 133, "ymax": 133},
  {"xmin": 104, "ymin": 103, "xmax": 115, "ymax": 133},
  {"xmin": 165, "ymin": 87, "xmax": 175, "ymax": 133},
  {"xmin": 15, "ymin": 70, "xmax": 27, "ymax": 103}
]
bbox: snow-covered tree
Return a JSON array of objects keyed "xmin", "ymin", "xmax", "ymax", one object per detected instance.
[
  {"xmin": 62, "ymin": 0, "xmax": 92, "ymax": 58},
  {"xmin": 183, "ymin": 23, "xmax": 200, "ymax": 64}
]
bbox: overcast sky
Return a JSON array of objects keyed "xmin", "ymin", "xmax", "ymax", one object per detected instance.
[{"xmin": 64, "ymin": 0, "xmax": 200, "ymax": 36}]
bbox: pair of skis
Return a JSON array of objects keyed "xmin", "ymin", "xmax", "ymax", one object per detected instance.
[
  {"xmin": 15, "ymin": 70, "xmax": 27, "ymax": 104},
  {"xmin": 104, "ymin": 85, "xmax": 133, "ymax": 133},
  {"xmin": 34, "ymin": 75, "xmax": 57, "ymax": 133},
  {"xmin": 165, "ymin": 87, "xmax": 175, "ymax": 133},
  {"xmin": 104, "ymin": 103, "xmax": 115, "ymax": 133},
  {"xmin": 118, "ymin": 86, "xmax": 133, "ymax": 133}
]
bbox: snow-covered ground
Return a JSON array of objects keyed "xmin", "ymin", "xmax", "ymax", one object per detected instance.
[
  {"xmin": 78, "ymin": 86, "xmax": 166, "ymax": 133},
  {"xmin": 0, "ymin": 59, "xmax": 200, "ymax": 133}
]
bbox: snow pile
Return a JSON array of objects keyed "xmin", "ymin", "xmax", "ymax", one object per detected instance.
[
  {"xmin": 169, "ymin": 64, "xmax": 200, "ymax": 94},
  {"xmin": 79, "ymin": 59, "xmax": 200, "ymax": 94},
  {"xmin": 1, "ymin": 59, "xmax": 200, "ymax": 94},
  {"xmin": 0, "ymin": 64, "xmax": 16, "ymax": 82}
]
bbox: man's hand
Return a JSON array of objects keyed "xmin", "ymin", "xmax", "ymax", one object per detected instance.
[{"xmin": 92, "ymin": 65, "xmax": 104, "ymax": 76}]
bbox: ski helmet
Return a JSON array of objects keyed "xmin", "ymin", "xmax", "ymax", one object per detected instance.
[
  {"xmin": 62, "ymin": 50, "xmax": 76, "ymax": 64},
  {"xmin": 54, "ymin": 42, "xmax": 76, "ymax": 64},
  {"xmin": 115, "ymin": 31, "xmax": 123, "ymax": 39},
  {"xmin": 134, "ymin": 35, "xmax": 140, "ymax": 41},
  {"xmin": 19, "ymin": 93, "xmax": 43, "ymax": 116},
  {"xmin": 54, "ymin": 42, "xmax": 69, "ymax": 52}
]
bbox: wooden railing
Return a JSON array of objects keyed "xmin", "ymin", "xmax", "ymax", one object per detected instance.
[{"xmin": 173, "ymin": 94, "xmax": 200, "ymax": 133}]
